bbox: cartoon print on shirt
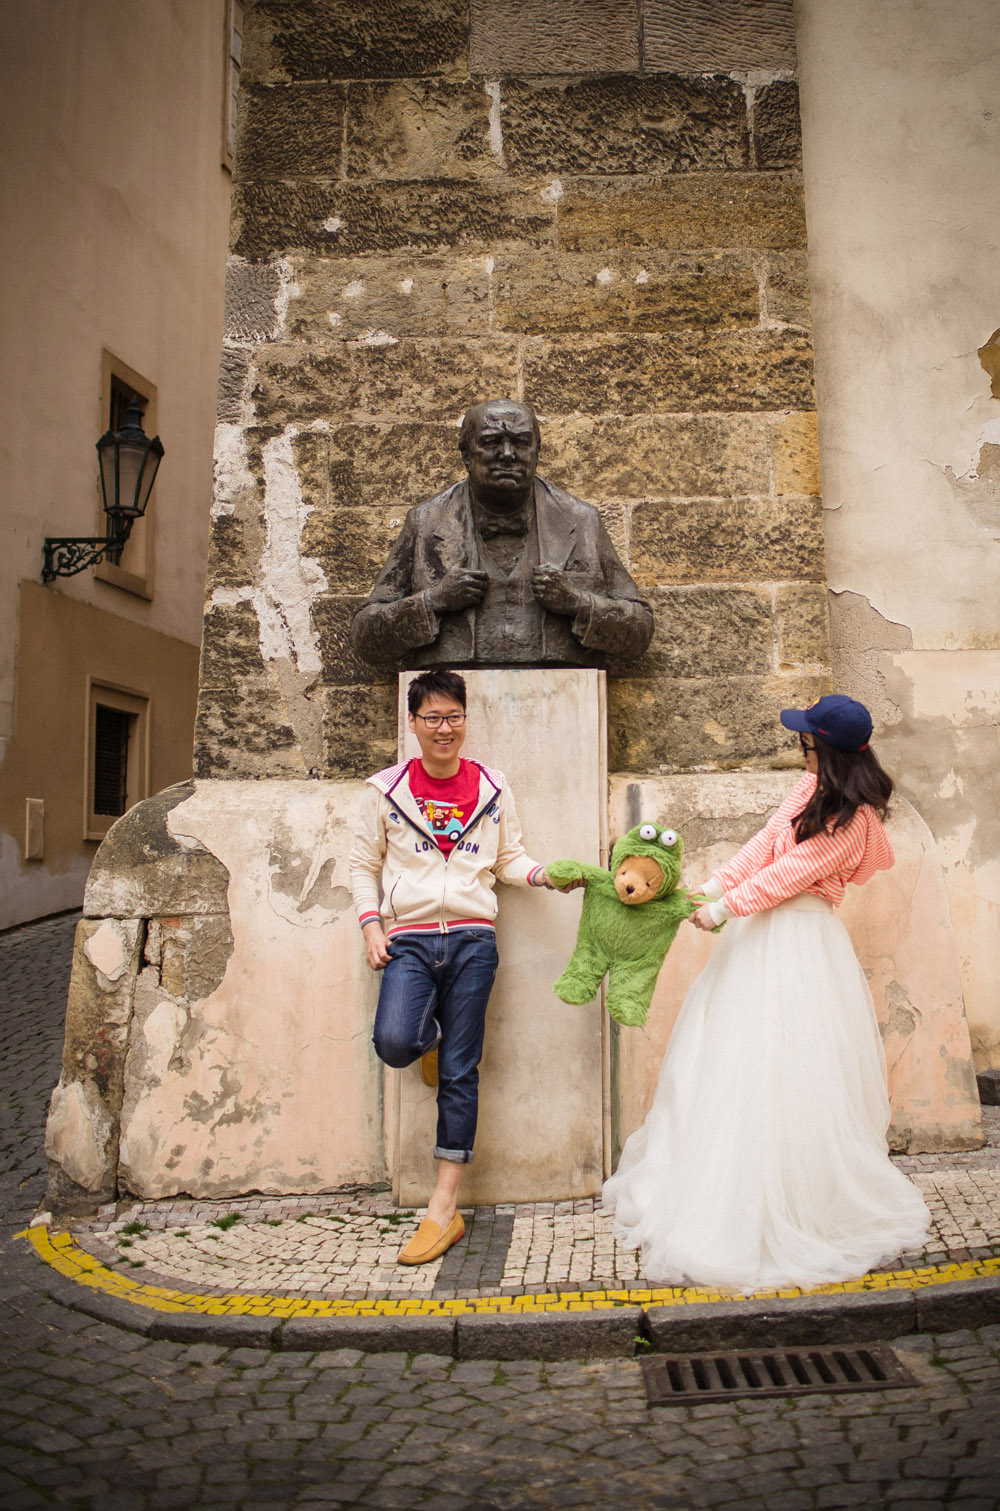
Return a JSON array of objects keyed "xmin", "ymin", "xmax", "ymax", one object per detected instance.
[{"xmin": 416, "ymin": 796, "xmax": 468, "ymax": 844}]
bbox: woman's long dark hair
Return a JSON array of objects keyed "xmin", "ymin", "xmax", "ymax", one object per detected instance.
[{"xmin": 793, "ymin": 739, "xmax": 893, "ymax": 842}]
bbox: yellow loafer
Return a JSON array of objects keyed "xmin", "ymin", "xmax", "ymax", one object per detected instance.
[
  {"xmin": 397, "ymin": 1213, "xmax": 465, "ymax": 1266},
  {"xmin": 419, "ymin": 1046, "xmax": 438, "ymax": 1087}
]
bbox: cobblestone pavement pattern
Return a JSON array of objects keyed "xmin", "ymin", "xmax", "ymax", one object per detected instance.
[
  {"xmin": 2, "ymin": 914, "xmax": 1000, "ymax": 1509},
  {"xmin": 71, "ymin": 1146, "xmax": 1000, "ymax": 1308}
]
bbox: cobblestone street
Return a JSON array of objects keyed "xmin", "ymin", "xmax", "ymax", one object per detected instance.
[{"xmin": 3, "ymin": 913, "xmax": 1000, "ymax": 1510}]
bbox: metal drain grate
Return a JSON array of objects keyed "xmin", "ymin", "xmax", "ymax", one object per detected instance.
[{"xmin": 642, "ymin": 1342, "xmax": 917, "ymax": 1406}]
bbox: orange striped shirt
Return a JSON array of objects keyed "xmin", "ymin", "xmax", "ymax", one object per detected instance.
[{"xmin": 711, "ymin": 773, "xmax": 894, "ymax": 918}]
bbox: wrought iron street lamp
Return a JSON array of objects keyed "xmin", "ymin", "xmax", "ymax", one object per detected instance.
[{"xmin": 42, "ymin": 398, "xmax": 164, "ymax": 581}]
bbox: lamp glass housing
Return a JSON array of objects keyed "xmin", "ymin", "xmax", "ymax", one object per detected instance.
[{"xmin": 96, "ymin": 400, "xmax": 164, "ymax": 524}]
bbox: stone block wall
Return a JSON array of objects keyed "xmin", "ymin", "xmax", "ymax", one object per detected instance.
[{"xmin": 203, "ymin": 0, "xmax": 828, "ymax": 781}]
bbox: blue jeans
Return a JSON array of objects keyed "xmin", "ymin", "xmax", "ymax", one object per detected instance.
[{"xmin": 372, "ymin": 929, "xmax": 499, "ymax": 1163}]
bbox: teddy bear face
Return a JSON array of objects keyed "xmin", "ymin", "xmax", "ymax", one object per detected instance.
[
  {"xmin": 614, "ymin": 853, "xmax": 666, "ymax": 904},
  {"xmin": 609, "ymin": 823, "xmax": 683, "ymax": 905}
]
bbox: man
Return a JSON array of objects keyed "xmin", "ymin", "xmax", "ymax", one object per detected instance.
[
  {"xmin": 348, "ymin": 669, "xmax": 576, "ymax": 1265},
  {"xmin": 350, "ymin": 399, "xmax": 654, "ymax": 668}
]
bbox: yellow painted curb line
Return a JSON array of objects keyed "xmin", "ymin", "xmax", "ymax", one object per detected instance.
[{"xmin": 18, "ymin": 1227, "xmax": 1000, "ymax": 1321}]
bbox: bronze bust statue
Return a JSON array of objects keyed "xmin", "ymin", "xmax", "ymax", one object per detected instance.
[{"xmin": 350, "ymin": 399, "xmax": 654, "ymax": 668}]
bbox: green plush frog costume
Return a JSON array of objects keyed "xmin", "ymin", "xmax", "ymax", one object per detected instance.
[{"xmin": 547, "ymin": 823, "xmax": 700, "ymax": 1028}]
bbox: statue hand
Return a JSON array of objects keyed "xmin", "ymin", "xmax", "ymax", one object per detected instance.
[
  {"xmin": 531, "ymin": 565, "xmax": 588, "ymax": 617},
  {"xmin": 427, "ymin": 567, "xmax": 489, "ymax": 612}
]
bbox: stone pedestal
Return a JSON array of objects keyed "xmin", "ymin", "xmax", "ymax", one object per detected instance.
[{"xmin": 394, "ymin": 669, "xmax": 608, "ymax": 1206}]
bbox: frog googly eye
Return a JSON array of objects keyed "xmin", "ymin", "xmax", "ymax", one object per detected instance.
[
  {"xmin": 659, "ymin": 829, "xmax": 678, "ymax": 847},
  {"xmin": 638, "ymin": 823, "xmax": 658, "ymax": 841}
]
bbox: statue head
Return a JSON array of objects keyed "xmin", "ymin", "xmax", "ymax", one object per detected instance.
[{"xmin": 458, "ymin": 399, "xmax": 541, "ymax": 511}]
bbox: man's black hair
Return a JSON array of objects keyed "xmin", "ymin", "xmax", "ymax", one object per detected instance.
[{"xmin": 407, "ymin": 669, "xmax": 467, "ymax": 715}]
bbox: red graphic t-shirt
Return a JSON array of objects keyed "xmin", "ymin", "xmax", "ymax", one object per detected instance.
[{"xmin": 408, "ymin": 758, "xmax": 481, "ymax": 856}]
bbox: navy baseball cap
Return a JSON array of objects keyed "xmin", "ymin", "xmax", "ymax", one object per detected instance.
[{"xmin": 780, "ymin": 695, "xmax": 873, "ymax": 752}]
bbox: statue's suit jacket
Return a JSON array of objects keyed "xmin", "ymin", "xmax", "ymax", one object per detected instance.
[{"xmin": 350, "ymin": 476, "xmax": 654, "ymax": 667}]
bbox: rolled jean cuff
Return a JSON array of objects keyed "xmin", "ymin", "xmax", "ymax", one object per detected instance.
[{"xmin": 435, "ymin": 1145, "xmax": 474, "ymax": 1164}]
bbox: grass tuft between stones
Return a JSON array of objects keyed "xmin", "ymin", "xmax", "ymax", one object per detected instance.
[{"xmin": 209, "ymin": 1213, "xmax": 244, "ymax": 1232}]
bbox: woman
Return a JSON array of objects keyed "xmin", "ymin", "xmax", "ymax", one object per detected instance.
[{"xmin": 603, "ymin": 695, "xmax": 930, "ymax": 1292}]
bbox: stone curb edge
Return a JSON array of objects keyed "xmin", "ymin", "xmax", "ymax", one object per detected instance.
[{"xmin": 36, "ymin": 1267, "xmax": 1000, "ymax": 1361}]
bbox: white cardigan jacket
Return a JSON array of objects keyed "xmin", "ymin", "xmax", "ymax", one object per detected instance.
[{"xmin": 348, "ymin": 760, "xmax": 545, "ymax": 938}]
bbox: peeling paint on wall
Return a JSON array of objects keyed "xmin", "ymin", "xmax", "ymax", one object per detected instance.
[
  {"xmin": 206, "ymin": 425, "xmax": 330, "ymax": 772},
  {"xmin": 44, "ymin": 1079, "xmax": 114, "ymax": 1192},
  {"xmin": 484, "ymin": 80, "xmax": 503, "ymax": 160},
  {"xmin": 977, "ymin": 328, "xmax": 1000, "ymax": 399},
  {"xmin": 826, "ymin": 590, "xmax": 912, "ymax": 728},
  {"xmin": 936, "ymin": 338, "xmax": 1000, "ymax": 529},
  {"xmin": 211, "ymin": 422, "xmax": 254, "ymax": 519},
  {"xmin": 272, "ymin": 257, "xmax": 299, "ymax": 338},
  {"xmin": 103, "ymin": 780, "xmax": 386, "ymax": 1199},
  {"xmin": 255, "ymin": 429, "xmax": 328, "ymax": 675},
  {"xmin": 879, "ymin": 661, "xmax": 1000, "ymax": 877},
  {"xmin": 800, "ymin": 0, "xmax": 1000, "ymax": 1073},
  {"xmin": 82, "ymin": 920, "xmax": 130, "ymax": 985},
  {"xmin": 268, "ymin": 813, "xmax": 354, "ymax": 923}
]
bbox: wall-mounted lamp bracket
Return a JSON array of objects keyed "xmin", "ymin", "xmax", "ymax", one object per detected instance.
[
  {"xmin": 41, "ymin": 398, "xmax": 163, "ymax": 584},
  {"xmin": 42, "ymin": 534, "xmax": 129, "ymax": 582}
]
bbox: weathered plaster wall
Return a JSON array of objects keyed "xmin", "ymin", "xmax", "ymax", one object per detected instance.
[
  {"xmin": 199, "ymin": 0, "xmax": 829, "ymax": 783},
  {"xmin": 0, "ymin": 585, "xmax": 200, "ymax": 932},
  {"xmin": 118, "ymin": 781, "xmax": 382, "ymax": 1199},
  {"xmin": 796, "ymin": 0, "xmax": 1000, "ymax": 1068},
  {"xmin": 45, "ymin": 780, "xmax": 385, "ymax": 1207},
  {"xmin": 0, "ymin": 1, "xmax": 232, "ymax": 926},
  {"xmin": 609, "ymin": 774, "xmax": 982, "ymax": 1158},
  {"xmin": 0, "ymin": 2, "xmax": 231, "ymax": 664}
]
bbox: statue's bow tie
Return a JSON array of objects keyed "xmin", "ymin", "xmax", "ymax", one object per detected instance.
[{"xmin": 478, "ymin": 514, "xmax": 529, "ymax": 539}]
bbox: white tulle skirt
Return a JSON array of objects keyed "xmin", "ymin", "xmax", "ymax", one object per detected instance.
[{"xmin": 603, "ymin": 894, "xmax": 931, "ymax": 1292}]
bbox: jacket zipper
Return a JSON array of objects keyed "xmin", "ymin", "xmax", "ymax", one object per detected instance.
[
  {"xmin": 380, "ymin": 769, "xmax": 501, "ymax": 934},
  {"xmin": 440, "ymin": 848, "xmax": 451, "ymax": 933}
]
